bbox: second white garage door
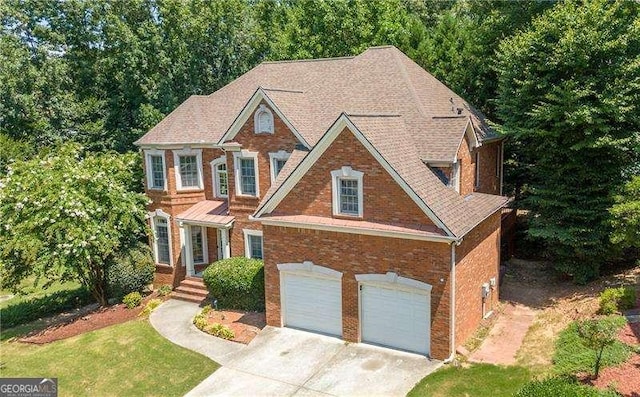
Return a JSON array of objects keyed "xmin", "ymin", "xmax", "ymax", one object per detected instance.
[
  {"xmin": 281, "ymin": 272, "xmax": 342, "ymax": 336},
  {"xmin": 360, "ymin": 283, "xmax": 431, "ymax": 355}
]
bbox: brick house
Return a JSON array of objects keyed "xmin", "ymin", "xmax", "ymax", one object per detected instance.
[{"xmin": 135, "ymin": 46, "xmax": 508, "ymax": 360}]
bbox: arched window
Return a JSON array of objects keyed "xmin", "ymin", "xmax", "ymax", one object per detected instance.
[{"xmin": 254, "ymin": 104, "xmax": 274, "ymax": 134}]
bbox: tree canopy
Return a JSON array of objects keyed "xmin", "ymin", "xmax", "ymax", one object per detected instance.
[{"xmin": 496, "ymin": 0, "xmax": 640, "ymax": 282}]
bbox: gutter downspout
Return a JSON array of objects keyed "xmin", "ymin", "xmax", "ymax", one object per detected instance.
[{"xmin": 443, "ymin": 240, "xmax": 459, "ymax": 363}]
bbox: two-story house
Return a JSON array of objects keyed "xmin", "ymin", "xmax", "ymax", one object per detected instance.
[{"xmin": 135, "ymin": 46, "xmax": 508, "ymax": 360}]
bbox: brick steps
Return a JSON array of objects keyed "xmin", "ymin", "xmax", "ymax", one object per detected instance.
[{"xmin": 170, "ymin": 277, "xmax": 210, "ymax": 304}]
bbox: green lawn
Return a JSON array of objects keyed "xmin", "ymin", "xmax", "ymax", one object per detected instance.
[
  {"xmin": 0, "ymin": 319, "xmax": 219, "ymax": 396},
  {"xmin": 0, "ymin": 276, "xmax": 83, "ymax": 309},
  {"xmin": 408, "ymin": 363, "xmax": 532, "ymax": 397}
]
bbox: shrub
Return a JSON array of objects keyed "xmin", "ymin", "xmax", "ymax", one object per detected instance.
[
  {"xmin": 139, "ymin": 298, "xmax": 163, "ymax": 317},
  {"xmin": 516, "ymin": 375, "xmax": 619, "ymax": 397},
  {"xmin": 122, "ymin": 291, "xmax": 142, "ymax": 309},
  {"xmin": 203, "ymin": 257, "xmax": 264, "ymax": 311},
  {"xmin": 106, "ymin": 244, "xmax": 155, "ymax": 299},
  {"xmin": 206, "ymin": 323, "xmax": 235, "ymax": 340},
  {"xmin": 1, "ymin": 287, "xmax": 92, "ymax": 329},
  {"xmin": 599, "ymin": 287, "xmax": 637, "ymax": 314},
  {"xmin": 156, "ymin": 284, "xmax": 172, "ymax": 297}
]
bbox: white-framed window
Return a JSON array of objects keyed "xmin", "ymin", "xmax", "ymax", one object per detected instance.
[
  {"xmin": 190, "ymin": 226, "xmax": 208, "ymax": 265},
  {"xmin": 474, "ymin": 151, "xmax": 480, "ymax": 189},
  {"xmin": 233, "ymin": 150, "xmax": 259, "ymax": 197},
  {"xmin": 243, "ymin": 229, "xmax": 263, "ymax": 259},
  {"xmin": 210, "ymin": 156, "xmax": 228, "ymax": 198},
  {"xmin": 331, "ymin": 166, "xmax": 364, "ymax": 217},
  {"xmin": 148, "ymin": 209, "xmax": 172, "ymax": 266},
  {"xmin": 173, "ymin": 148, "xmax": 203, "ymax": 191},
  {"xmin": 268, "ymin": 150, "xmax": 290, "ymax": 183},
  {"xmin": 254, "ymin": 104, "xmax": 274, "ymax": 134},
  {"xmin": 144, "ymin": 149, "xmax": 166, "ymax": 190}
]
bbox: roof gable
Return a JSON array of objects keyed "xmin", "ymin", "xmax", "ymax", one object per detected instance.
[{"xmin": 254, "ymin": 113, "xmax": 454, "ymax": 236}]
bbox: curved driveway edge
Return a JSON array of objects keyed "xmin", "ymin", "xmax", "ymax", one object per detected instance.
[
  {"xmin": 150, "ymin": 299, "xmax": 244, "ymax": 365},
  {"xmin": 151, "ymin": 299, "xmax": 442, "ymax": 396}
]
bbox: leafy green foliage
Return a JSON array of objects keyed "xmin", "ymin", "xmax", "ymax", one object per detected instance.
[
  {"xmin": 599, "ymin": 287, "xmax": 637, "ymax": 315},
  {"xmin": 122, "ymin": 291, "xmax": 142, "ymax": 309},
  {"xmin": 1, "ymin": 286, "xmax": 92, "ymax": 329},
  {"xmin": 206, "ymin": 323, "xmax": 235, "ymax": 340},
  {"xmin": 0, "ymin": 144, "xmax": 149, "ymax": 305},
  {"xmin": 516, "ymin": 375, "xmax": 619, "ymax": 397},
  {"xmin": 495, "ymin": 0, "xmax": 640, "ymax": 282},
  {"xmin": 0, "ymin": 133, "xmax": 36, "ymax": 174},
  {"xmin": 553, "ymin": 316, "xmax": 630, "ymax": 376},
  {"xmin": 610, "ymin": 176, "xmax": 640, "ymax": 249},
  {"xmin": 156, "ymin": 284, "xmax": 172, "ymax": 297},
  {"xmin": 139, "ymin": 298, "xmax": 163, "ymax": 317},
  {"xmin": 203, "ymin": 257, "xmax": 265, "ymax": 312},
  {"xmin": 105, "ymin": 243, "xmax": 155, "ymax": 299}
]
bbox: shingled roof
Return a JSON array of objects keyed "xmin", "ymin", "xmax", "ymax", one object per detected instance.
[{"xmin": 136, "ymin": 46, "xmax": 507, "ymax": 239}]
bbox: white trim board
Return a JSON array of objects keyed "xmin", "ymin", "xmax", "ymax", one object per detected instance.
[{"xmin": 252, "ymin": 113, "xmax": 454, "ymax": 237}]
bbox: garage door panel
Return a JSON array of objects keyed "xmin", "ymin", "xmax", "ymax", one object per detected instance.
[
  {"xmin": 361, "ymin": 284, "xmax": 430, "ymax": 355},
  {"xmin": 282, "ymin": 273, "xmax": 342, "ymax": 337}
]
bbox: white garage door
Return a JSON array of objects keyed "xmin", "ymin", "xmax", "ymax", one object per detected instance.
[
  {"xmin": 281, "ymin": 272, "xmax": 342, "ymax": 336},
  {"xmin": 360, "ymin": 283, "xmax": 430, "ymax": 355}
]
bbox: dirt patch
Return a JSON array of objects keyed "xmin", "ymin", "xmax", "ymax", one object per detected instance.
[
  {"xmin": 618, "ymin": 322, "xmax": 640, "ymax": 346},
  {"xmin": 204, "ymin": 310, "xmax": 265, "ymax": 344},
  {"xmin": 18, "ymin": 293, "xmax": 164, "ymax": 344}
]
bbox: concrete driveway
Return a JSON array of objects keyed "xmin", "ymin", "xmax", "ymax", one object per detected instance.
[{"xmin": 187, "ymin": 326, "xmax": 440, "ymax": 397}]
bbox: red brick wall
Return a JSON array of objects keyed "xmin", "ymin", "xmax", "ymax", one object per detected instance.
[
  {"xmin": 263, "ymin": 225, "xmax": 453, "ymax": 360},
  {"xmin": 454, "ymin": 211, "xmax": 501, "ymax": 347},
  {"xmin": 457, "ymin": 136, "xmax": 475, "ymax": 196},
  {"xmin": 476, "ymin": 142, "xmax": 501, "ymax": 195},
  {"xmin": 274, "ymin": 127, "xmax": 435, "ymax": 226}
]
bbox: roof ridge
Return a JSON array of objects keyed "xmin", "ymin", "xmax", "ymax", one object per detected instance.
[
  {"xmin": 261, "ymin": 55, "xmax": 355, "ymax": 64},
  {"xmin": 262, "ymin": 87, "xmax": 304, "ymax": 93},
  {"xmin": 347, "ymin": 113, "xmax": 401, "ymax": 118}
]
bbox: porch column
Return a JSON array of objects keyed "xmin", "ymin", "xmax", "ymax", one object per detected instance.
[
  {"xmin": 221, "ymin": 228, "xmax": 231, "ymax": 259},
  {"xmin": 184, "ymin": 224, "xmax": 194, "ymax": 276}
]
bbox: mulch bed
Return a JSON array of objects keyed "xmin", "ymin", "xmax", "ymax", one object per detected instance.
[
  {"xmin": 18, "ymin": 293, "xmax": 164, "ymax": 344},
  {"xmin": 203, "ymin": 310, "xmax": 265, "ymax": 344}
]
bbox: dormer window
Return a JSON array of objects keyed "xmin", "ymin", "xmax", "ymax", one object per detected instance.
[
  {"xmin": 331, "ymin": 166, "xmax": 364, "ymax": 217},
  {"xmin": 254, "ymin": 104, "xmax": 274, "ymax": 134}
]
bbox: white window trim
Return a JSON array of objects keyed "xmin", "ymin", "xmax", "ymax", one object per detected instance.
[
  {"xmin": 210, "ymin": 156, "xmax": 228, "ymax": 198},
  {"xmin": 269, "ymin": 150, "xmax": 291, "ymax": 183},
  {"xmin": 233, "ymin": 150, "xmax": 260, "ymax": 197},
  {"xmin": 331, "ymin": 166, "xmax": 364, "ymax": 217},
  {"xmin": 147, "ymin": 209, "xmax": 173, "ymax": 266},
  {"xmin": 191, "ymin": 225, "xmax": 209, "ymax": 265},
  {"xmin": 243, "ymin": 229, "xmax": 263, "ymax": 259},
  {"xmin": 254, "ymin": 104, "xmax": 274, "ymax": 134},
  {"xmin": 144, "ymin": 149, "xmax": 167, "ymax": 191},
  {"xmin": 173, "ymin": 148, "xmax": 204, "ymax": 191},
  {"xmin": 474, "ymin": 151, "xmax": 480, "ymax": 189}
]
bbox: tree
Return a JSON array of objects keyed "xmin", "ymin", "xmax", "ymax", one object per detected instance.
[
  {"xmin": 495, "ymin": 0, "xmax": 640, "ymax": 282},
  {"xmin": 610, "ymin": 176, "xmax": 640, "ymax": 250},
  {"xmin": 577, "ymin": 317, "xmax": 625, "ymax": 379},
  {"xmin": 0, "ymin": 144, "xmax": 149, "ymax": 305}
]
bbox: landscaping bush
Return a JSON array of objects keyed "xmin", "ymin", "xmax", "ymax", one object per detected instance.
[
  {"xmin": 140, "ymin": 298, "xmax": 163, "ymax": 317},
  {"xmin": 206, "ymin": 323, "xmax": 234, "ymax": 340},
  {"xmin": 156, "ymin": 284, "xmax": 172, "ymax": 297},
  {"xmin": 106, "ymin": 244, "xmax": 155, "ymax": 299},
  {"xmin": 1, "ymin": 286, "xmax": 92, "ymax": 329},
  {"xmin": 122, "ymin": 291, "xmax": 142, "ymax": 309},
  {"xmin": 599, "ymin": 287, "xmax": 636, "ymax": 314},
  {"xmin": 553, "ymin": 316, "xmax": 630, "ymax": 375},
  {"xmin": 202, "ymin": 257, "xmax": 264, "ymax": 311},
  {"xmin": 516, "ymin": 375, "xmax": 619, "ymax": 397}
]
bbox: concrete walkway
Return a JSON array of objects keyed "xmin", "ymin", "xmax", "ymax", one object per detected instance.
[
  {"xmin": 150, "ymin": 300, "xmax": 441, "ymax": 396},
  {"xmin": 468, "ymin": 303, "xmax": 536, "ymax": 365}
]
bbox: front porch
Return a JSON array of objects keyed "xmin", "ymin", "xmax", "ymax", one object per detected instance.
[{"xmin": 176, "ymin": 200, "xmax": 235, "ymax": 278}]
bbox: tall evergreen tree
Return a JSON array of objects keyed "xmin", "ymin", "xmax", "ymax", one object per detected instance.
[{"xmin": 496, "ymin": 0, "xmax": 640, "ymax": 282}]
